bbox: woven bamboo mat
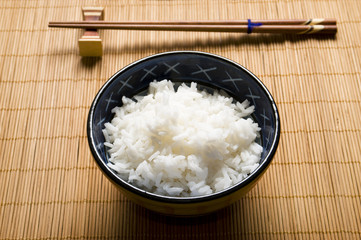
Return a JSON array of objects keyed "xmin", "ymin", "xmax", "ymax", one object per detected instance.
[{"xmin": 1, "ymin": 0, "xmax": 360, "ymax": 239}]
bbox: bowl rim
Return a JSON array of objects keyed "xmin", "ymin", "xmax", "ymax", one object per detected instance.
[{"xmin": 87, "ymin": 50, "xmax": 280, "ymax": 204}]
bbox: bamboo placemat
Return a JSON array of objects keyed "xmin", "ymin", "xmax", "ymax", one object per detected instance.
[{"xmin": 1, "ymin": 0, "xmax": 360, "ymax": 239}]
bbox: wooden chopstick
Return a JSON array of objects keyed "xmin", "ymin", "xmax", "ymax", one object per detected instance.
[
  {"xmin": 49, "ymin": 18, "xmax": 336, "ymax": 26},
  {"xmin": 48, "ymin": 22, "xmax": 337, "ymax": 34}
]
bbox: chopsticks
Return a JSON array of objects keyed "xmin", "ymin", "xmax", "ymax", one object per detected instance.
[
  {"xmin": 48, "ymin": 19, "xmax": 337, "ymax": 34},
  {"xmin": 49, "ymin": 19, "xmax": 337, "ymax": 26}
]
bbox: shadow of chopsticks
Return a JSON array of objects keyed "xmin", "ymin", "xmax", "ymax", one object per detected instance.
[{"xmin": 104, "ymin": 32, "xmax": 337, "ymax": 55}]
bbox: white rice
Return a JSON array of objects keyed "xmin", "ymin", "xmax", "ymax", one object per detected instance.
[{"xmin": 102, "ymin": 80, "xmax": 262, "ymax": 197}]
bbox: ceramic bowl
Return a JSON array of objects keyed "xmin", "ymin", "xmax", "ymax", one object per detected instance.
[{"xmin": 87, "ymin": 51, "xmax": 280, "ymax": 216}]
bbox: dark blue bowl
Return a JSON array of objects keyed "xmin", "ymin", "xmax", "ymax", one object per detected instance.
[{"xmin": 87, "ymin": 51, "xmax": 280, "ymax": 215}]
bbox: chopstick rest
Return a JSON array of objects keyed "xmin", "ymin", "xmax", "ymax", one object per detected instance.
[{"xmin": 78, "ymin": 7, "xmax": 104, "ymax": 57}]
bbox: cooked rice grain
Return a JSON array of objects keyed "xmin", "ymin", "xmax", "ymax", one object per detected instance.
[{"xmin": 103, "ymin": 80, "xmax": 262, "ymax": 197}]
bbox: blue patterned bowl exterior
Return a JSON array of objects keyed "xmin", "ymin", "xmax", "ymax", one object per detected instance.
[{"xmin": 87, "ymin": 51, "xmax": 280, "ymax": 215}]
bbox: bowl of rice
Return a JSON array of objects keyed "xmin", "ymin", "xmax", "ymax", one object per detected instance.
[{"xmin": 87, "ymin": 51, "xmax": 280, "ymax": 216}]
